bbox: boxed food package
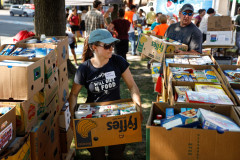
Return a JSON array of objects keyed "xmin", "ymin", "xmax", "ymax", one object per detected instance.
[
  {"xmin": 0, "ymin": 56, "xmax": 44, "ymax": 100},
  {"xmin": 73, "ymin": 99, "xmax": 142, "ymax": 149},
  {"xmin": 0, "ymin": 136, "xmax": 31, "ymax": 160},
  {"xmin": 186, "ymin": 91, "xmax": 233, "ymax": 105},
  {"xmin": 161, "ymin": 109, "xmax": 199, "ymax": 129},
  {"xmin": 195, "ymin": 83, "xmax": 226, "ymax": 95},
  {"xmin": 146, "ymin": 102, "xmax": 240, "ymax": 160},
  {"xmin": 0, "ymin": 105, "xmax": 16, "ymax": 154},
  {"xmin": 197, "ymin": 108, "xmax": 240, "ymax": 132}
]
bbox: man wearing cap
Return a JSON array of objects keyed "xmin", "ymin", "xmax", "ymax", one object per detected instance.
[
  {"xmin": 85, "ymin": 0, "xmax": 104, "ymax": 36},
  {"xmin": 165, "ymin": 3, "xmax": 202, "ymax": 54}
]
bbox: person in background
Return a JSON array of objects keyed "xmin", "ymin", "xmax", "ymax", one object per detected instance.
[
  {"xmin": 152, "ymin": 14, "xmax": 169, "ymax": 36},
  {"xmin": 167, "ymin": 12, "xmax": 177, "ymax": 25},
  {"xmin": 85, "ymin": 0, "xmax": 104, "ymax": 36},
  {"xmin": 194, "ymin": 9, "xmax": 206, "ymax": 27},
  {"xmin": 69, "ymin": 29, "xmax": 142, "ymax": 160},
  {"xmin": 80, "ymin": 9, "xmax": 87, "ymax": 38},
  {"xmin": 104, "ymin": 4, "xmax": 114, "ymax": 28},
  {"xmin": 68, "ymin": 7, "xmax": 81, "ymax": 42},
  {"xmin": 66, "ymin": 8, "xmax": 69, "ymax": 19},
  {"xmin": 136, "ymin": 9, "xmax": 146, "ymax": 46},
  {"xmin": 110, "ymin": 9, "xmax": 131, "ymax": 60},
  {"xmin": 146, "ymin": 7, "xmax": 156, "ymax": 27},
  {"xmin": 151, "ymin": 12, "xmax": 162, "ymax": 30},
  {"xmin": 125, "ymin": 4, "xmax": 130, "ymax": 11},
  {"xmin": 66, "ymin": 28, "xmax": 78, "ymax": 66},
  {"xmin": 165, "ymin": 3, "xmax": 202, "ymax": 54},
  {"xmin": 199, "ymin": 8, "xmax": 215, "ymax": 42},
  {"xmin": 235, "ymin": 7, "xmax": 240, "ymax": 54},
  {"xmin": 124, "ymin": 5, "xmax": 138, "ymax": 56},
  {"xmin": 66, "ymin": 8, "xmax": 70, "ymax": 31}
]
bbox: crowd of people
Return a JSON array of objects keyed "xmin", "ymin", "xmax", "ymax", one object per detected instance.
[{"xmin": 64, "ymin": 0, "xmax": 240, "ymax": 159}]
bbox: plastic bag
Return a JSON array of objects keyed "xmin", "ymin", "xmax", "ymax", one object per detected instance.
[{"xmin": 13, "ymin": 30, "xmax": 35, "ymax": 43}]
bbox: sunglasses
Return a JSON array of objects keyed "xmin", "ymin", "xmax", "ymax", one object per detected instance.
[
  {"xmin": 182, "ymin": 12, "xmax": 193, "ymax": 16},
  {"xmin": 97, "ymin": 43, "xmax": 115, "ymax": 50}
]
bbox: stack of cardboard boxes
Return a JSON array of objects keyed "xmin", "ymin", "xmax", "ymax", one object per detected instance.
[
  {"xmin": 137, "ymin": 33, "xmax": 240, "ymax": 160},
  {"xmin": 0, "ymin": 36, "xmax": 73, "ymax": 160},
  {"xmin": 205, "ymin": 16, "xmax": 235, "ymax": 46}
]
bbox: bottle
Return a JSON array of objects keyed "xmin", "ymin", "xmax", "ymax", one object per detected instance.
[{"xmin": 40, "ymin": 34, "xmax": 46, "ymax": 42}]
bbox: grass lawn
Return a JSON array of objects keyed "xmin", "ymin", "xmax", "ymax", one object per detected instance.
[{"xmin": 68, "ymin": 47, "xmax": 157, "ymax": 159}]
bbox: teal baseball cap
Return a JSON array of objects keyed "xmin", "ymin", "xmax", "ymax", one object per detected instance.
[{"xmin": 88, "ymin": 29, "xmax": 119, "ymax": 44}]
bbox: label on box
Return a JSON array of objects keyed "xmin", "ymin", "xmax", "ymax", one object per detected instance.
[{"xmin": 0, "ymin": 123, "xmax": 13, "ymax": 151}]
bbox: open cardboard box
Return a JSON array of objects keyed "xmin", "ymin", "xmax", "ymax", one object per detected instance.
[
  {"xmin": 146, "ymin": 102, "xmax": 240, "ymax": 160},
  {"xmin": 0, "ymin": 93, "xmax": 44, "ymax": 136},
  {"xmin": 167, "ymin": 63, "xmax": 224, "ymax": 87},
  {"xmin": 136, "ymin": 34, "xmax": 188, "ymax": 63},
  {"xmin": 0, "ymin": 43, "xmax": 57, "ymax": 84},
  {"xmin": 16, "ymin": 36, "xmax": 69, "ymax": 66},
  {"xmin": 0, "ymin": 55, "xmax": 44, "ymax": 100},
  {"xmin": 0, "ymin": 105, "xmax": 16, "ymax": 154},
  {"xmin": 73, "ymin": 99, "xmax": 142, "ymax": 149},
  {"xmin": 168, "ymin": 81, "xmax": 237, "ymax": 106},
  {"xmin": 163, "ymin": 54, "xmax": 218, "ymax": 87},
  {"xmin": 217, "ymin": 65, "xmax": 240, "ymax": 88}
]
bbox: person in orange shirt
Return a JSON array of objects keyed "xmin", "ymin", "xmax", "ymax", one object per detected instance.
[{"xmin": 152, "ymin": 14, "xmax": 169, "ymax": 36}]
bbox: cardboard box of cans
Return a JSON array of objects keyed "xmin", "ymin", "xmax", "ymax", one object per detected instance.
[
  {"xmin": 146, "ymin": 102, "xmax": 240, "ymax": 160},
  {"xmin": 16, "ymin": 36, "xmax": 69, "ymax": 66},
  {"xmin": 136, "ymin": 34, "xmax": 188, "ymax": 62},
  {"xmin": 73, "ymin": 99, "xmax": 142, "ymax": 149}
]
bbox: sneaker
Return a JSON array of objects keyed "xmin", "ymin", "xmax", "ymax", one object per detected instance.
[{"xmin": 75, "ymin": 64, "xmax": 79, "ymax": 68}]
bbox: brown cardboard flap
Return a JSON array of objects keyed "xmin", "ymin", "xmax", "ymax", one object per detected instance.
[
  {"xmin": 208, "ymin": 16, "xmax": 232, "ymax": 31},
  {"xmin": 147, "ymin": 102, "xmax": 240, "ymax": 160}
]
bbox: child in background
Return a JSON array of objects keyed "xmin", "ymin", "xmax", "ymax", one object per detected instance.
[
  {"xmin": 66, "ymin": 28, "xmax": 78, "ymax": 67},
  {"xmin": 152, "ymin": 14, "xmax": 169, "ymax": 36},
  {"xmin": 151, "ymin": 12, "xmax": 162, "ymax": 30}
]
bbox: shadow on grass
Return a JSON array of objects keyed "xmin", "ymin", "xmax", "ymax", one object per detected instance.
[{"xmin": 68, "ymin": 55, "xmax": 156, "ymax": 160}]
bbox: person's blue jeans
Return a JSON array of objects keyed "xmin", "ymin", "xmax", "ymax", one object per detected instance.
[
  {"xmin": 137, "ymin": 28, "xmax": 143, "ymax": 47},
  {"xmin": 128, "ymin": 32, "xmax": 136, "ymax": 55}
]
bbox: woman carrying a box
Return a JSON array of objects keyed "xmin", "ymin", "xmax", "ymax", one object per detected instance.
[{"xmin": 69, "ymin": 29, "xmax": 142, "ymax": 160}]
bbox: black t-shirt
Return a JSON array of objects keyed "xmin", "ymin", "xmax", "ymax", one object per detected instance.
[
  {"xmin": 165, "ymin": 22, "xmax": 202, "ymax": 53},
  {"xmin": 74, "ymin": 55, "xmax": 129, "ymax": 103}
]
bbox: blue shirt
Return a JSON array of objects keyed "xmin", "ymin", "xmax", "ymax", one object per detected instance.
[{"xmin": 151, "ymin": 22, "xmax": 160, "ymax": 30}]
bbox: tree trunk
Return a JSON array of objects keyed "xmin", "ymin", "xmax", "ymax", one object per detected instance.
[{"xmin": 34, "ymin": 0, "xmax": 66, "ymax": 36}]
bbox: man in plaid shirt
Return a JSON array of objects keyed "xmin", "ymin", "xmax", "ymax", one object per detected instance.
[{"xmin": 85, "ymin": 0, "xmax": 105, "ymax": 36}]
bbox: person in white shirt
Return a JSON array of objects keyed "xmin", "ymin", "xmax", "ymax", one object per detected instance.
[
  {"xmin": 80, "ymin": 9, "xmax": 87, "ymax": 38},
  {"xmin": 66, "ymin": 28, "xmax": 78, "ymax": 66},
  {"xmin": 199, "ymin": 8, "xmax": 215, "ymax": 42}
]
